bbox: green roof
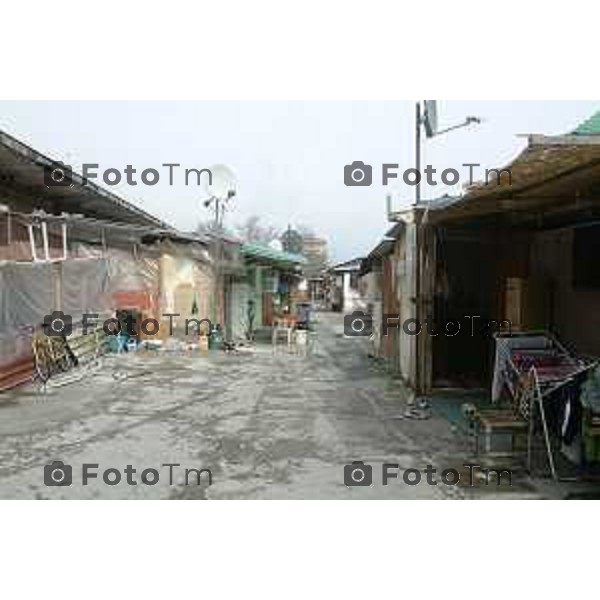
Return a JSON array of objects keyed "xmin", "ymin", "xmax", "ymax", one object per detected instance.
[
  {"xmin": 573, "ymin": 109, "xmax": 600, "ymax": 135},
  {"xmin": 241, "ymin": 242, "xmax": 306, "ymax": 266}
]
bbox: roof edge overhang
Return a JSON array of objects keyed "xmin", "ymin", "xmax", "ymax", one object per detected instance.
[
  {"xmin": 0, "ymin": 129, "xmax": 169, "ymax": 229},
  {"xmin": 426, "ymin": 135, "xmax": 600, "ymax": 227}
]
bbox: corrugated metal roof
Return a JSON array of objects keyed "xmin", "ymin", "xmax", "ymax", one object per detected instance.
[
  {"xmin": 330, "ymin": 257, "xmax": 363, "ymax": 272},
  {"xmin": 241, "ymin": 242, "xmax": 306, "ymax": 265},
  {"xmin": 573, "ymin": 110, "xmax": 600, "ymax": 135},
  {"xmin": 416, "ymin": 194, "xmax": 462, "ymax": 210},
  {"xmin": 0, "ymin": 129, "xmax": 169, "ymax": 228},
  {"xmin": 367, "ymin": 238, "xmax": 395, "ymax": 259},
  {"xmin": 427, "ymin": 139, "xmax": 600, "ymax": 224}
]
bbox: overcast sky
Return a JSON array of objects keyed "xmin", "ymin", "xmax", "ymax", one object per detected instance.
[{"xmin": 0, "ymin": 101, "xmax": 597, "ymax": 262}]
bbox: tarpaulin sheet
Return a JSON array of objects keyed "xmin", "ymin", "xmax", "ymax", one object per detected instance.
[
  {"xmin": 0, "ymin": 262, "xmax": 55, "ymax": 330},
  {"xmin": 0, "ymin": 254, "xmax": 157, "ymax": 388},
  {"xmin": 106, "ymin": 249, "xmax": 159, "ymax": 313},
  {"xmin": 107, "ymin": 249, "xmax": 159, "ymax": 292},
  {"xmin": 62, "ymin": 258, "xmax": 111, "ymax": 321},
  {"xmin": 0, "ymin": 257, "xmax": 112, "ymax": 332},
  {"xmin": 0, "ymin": 268, "xmax": 6, "ymax": 331},
  {"xmin": 0, "ymin": 328, "xmax": 33, "ymax": 368}
]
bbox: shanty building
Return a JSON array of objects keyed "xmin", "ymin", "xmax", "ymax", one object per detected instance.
[
  {"xmin": 328, "ymin": 258, "xmax": 365, "ymax": 313},
  {"xmin": 236, "ymin": 242, "xmax": 306, "ymax": 337},
  {"xmin": 0, "ymin": 129, "xmax": 228, "ymax": 391},
  {"xmin": 365, "ymin": 112, "xmax": 600, "ymax": 412}
]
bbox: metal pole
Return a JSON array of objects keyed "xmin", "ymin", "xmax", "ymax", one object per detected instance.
[
  {"xmin": 213, "ymin": 197, "xmax": 223, "ymax": 328},
  {"xmin": 414, "ymin": 101, "xmax": 422, "ymax": 399},
  {"xmin": 415, "ymin": 101, "xmax": 421, "ymax": 206}
]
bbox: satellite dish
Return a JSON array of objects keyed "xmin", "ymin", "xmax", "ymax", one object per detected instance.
[
  {"xmin": 205, "ymin": 164, "xmax": 238, "ymax": 200},
  {"xmin": 423, "ymin": 100, "xmax": 438, "ymax": 138}
]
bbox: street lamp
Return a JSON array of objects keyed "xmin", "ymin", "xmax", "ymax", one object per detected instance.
[{"xmin": 202, "ymin": 165, "xmax": 238, "ymax": 336}]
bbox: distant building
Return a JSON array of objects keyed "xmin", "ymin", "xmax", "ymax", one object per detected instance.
[
  {"xmin": 299, "ymin": 234, "xmax": 328, "ymax": 306},
  {"xmin": 329, "ymin": 258, "xmax": 365, "ymax": 313},
  {"xmin": 301, "ymin": 235, "xmax": 328, "ymax": 275},
  {"xmin": 281, "ymin": 227, "xmax": 330, "ymax": 307}
]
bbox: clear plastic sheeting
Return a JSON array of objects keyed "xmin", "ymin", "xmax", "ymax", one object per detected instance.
[
  {"xmin": 106, "ymin": 248, "xmax": 160, "ymax": 314},
  {"xmin": 0, "ymin": 258, "xmax": 112, "ymax": 333},
  {"xmin": 0, "ymin": 327, "xmax": 33, "ymax": 368},
  {"xmin": 62, "ymin": 258, "xmax": 111, "ymax": 321},
  {"xmin": 107, "ymin": 248, "xmax": 159, "ymax": 292},
  {"xmin": 0, "ymin": 267, "xmax": 6, "ymax": 331},
  {"xmin": 0, "ymin": 250, "xmax": 160, "ymax": 390},
  {"xmin": 71, "ymin": 241, "xmax": 104, "ymax": 259},
  {"xmin": 0, "ymin": 262, "xmax": 55, "ymax": 330}
]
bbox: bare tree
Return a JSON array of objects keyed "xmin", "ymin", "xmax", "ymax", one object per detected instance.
[
  {"xmin": 195, "ymin": 219, "xmax": 221, "ymax": 236},
  {"xmin": 236, "ymin": 215, "xmax": 279, "ymax": 244}
]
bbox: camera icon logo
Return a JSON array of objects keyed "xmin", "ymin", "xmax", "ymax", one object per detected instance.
[
  {"xmin": 42, "ymin": 311, "xmax": 73, "ymax": 337},
  {"xmin": 344, "ymin": 161, "xmax": 373, "ymax": 186},
  {"xmin": 344, "ymin": 461, "xmax": 373, "ymax": 487},
  {"xmin": 44, "ymin": 161, "xmax": 73, "ymax": 188},
  {"xmin": 343, "ymin": 311, "xmax": 373, "ymax": 337},
  {"xmin": 44, "ymin": 460, "xmax": 73, "ymax": 486}
]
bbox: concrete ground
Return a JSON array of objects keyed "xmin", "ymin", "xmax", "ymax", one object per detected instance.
[{"xmin": 0, "ymin": 312, "xmax": 592, "ymax": 499}]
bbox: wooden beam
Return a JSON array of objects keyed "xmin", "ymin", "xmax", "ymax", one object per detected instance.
[{"xmin": 528, "ymin": 134, "xmax": 600, "ymax": 146}]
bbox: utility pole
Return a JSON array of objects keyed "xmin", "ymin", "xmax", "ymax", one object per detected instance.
[
  {"xmin": 212, "ymin": 198, "xmax": 224, "ymax": 328},
  {"xmin": 411, "ymin": 101, "xmax": 481, "ymax": 401},
  {"xmin": 414, "ymin": 102, "xmax": 423, "ymax": 403},
  {"xmin": 414, "ymin": 101, "xmax": 481, "ymax": 206},
  {"xmin": 203, "ymin": 164, "xmax": 238, "ymax": 339},
  {"xmin": 415, "ymin": 102, "xmax": 422, "ymax": 206}
]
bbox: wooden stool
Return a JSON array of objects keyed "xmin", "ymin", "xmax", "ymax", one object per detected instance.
[{"xmin": 476, "ymin": 409, "xmax": 529, "ymax": 457}]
